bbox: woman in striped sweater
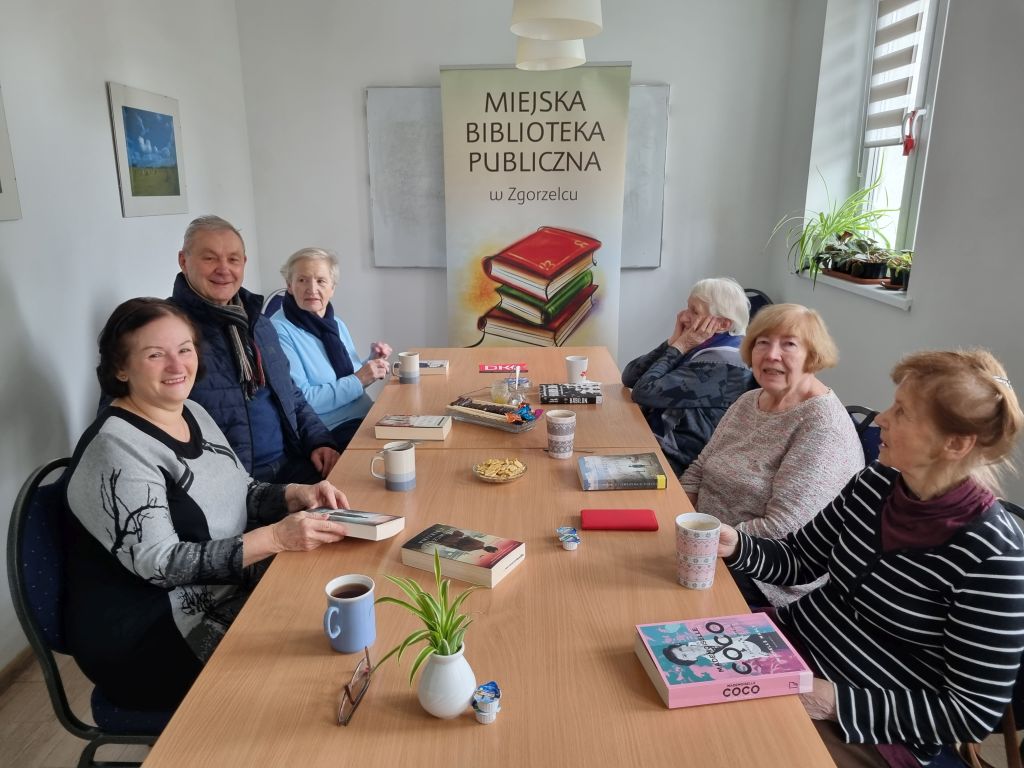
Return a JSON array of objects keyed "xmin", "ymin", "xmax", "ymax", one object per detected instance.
[{"xmin": 718, "ymin": 349, "xmax": 1024, "ymax": 767}]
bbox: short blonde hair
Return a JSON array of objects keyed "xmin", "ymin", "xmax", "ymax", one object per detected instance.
[
  {"xmin": 892, "ymin": 349, "xmax": 1022, "ymax": 492},
  {"xmin": 740, "ymin": 303, "xmax": 838, "ymax": 373}
]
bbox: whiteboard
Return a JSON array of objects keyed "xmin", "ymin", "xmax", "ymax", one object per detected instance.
[{"xmin": 366, "ymin": 83, "xmax": 668, "ymax": 269}]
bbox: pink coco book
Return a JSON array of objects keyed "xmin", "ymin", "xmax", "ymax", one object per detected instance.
[{"xmin": 634, "ymin": 613, "xmax": 813, "ymax": 709}]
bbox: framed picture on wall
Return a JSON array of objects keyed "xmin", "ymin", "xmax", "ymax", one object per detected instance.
[
  {"xmin": 106, "ymin": 82, "xmax": 188, "ymax": 217},
  {"xmin": 0, "ymin": 83, "xmax": 21, "ymax": 221}
]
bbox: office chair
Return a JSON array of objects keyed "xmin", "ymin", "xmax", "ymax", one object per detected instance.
[
  {"xmin": 7, "ymin": 458, "xmax": 171, "ymax": 768},
  {"xmin": 263, "ymin": 288, "xmax": 286, "ymax": 317},
  {"xmin": 846, "ymin": 405, "xmax": 882, "ymax": 464},
  {"xmin": 744, "ymin": 288, "xmax": 773, "ymax": 320}
]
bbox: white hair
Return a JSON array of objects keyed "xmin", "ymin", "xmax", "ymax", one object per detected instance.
[
  {"xmin": 279, "ymin": 247, "xmax": 340, "ymax": 286},
  {"xmin": 689, "ymin": 277, "xmax": 750, "ymax": 335}
]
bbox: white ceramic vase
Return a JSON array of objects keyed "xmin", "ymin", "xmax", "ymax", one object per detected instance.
[{"xmin": 416, "ymin": 644, "xmax": 475, "ymax": 719}]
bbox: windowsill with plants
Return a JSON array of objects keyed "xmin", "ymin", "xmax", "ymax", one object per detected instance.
[
  {"xmin": 795, "ymin": 269, "xmax": 912, "ymax": 311},
  {"xmin": 772, "ymin": 173, "xmax": 913, "ymax": 313}
]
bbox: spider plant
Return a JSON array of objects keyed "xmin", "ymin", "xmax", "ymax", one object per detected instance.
[
  {"xmin": 768, "ymin": 171, "xmax": 896, "ymax": 285},
  {"xmin": 374, "ymin": 551, "xmax": 478, "ymax": 684}
]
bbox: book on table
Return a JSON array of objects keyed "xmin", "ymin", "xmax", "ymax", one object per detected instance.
[
  {"xmin": 634, "ymin": 613, "xmax": 813, "ymax": 709},
  {"xmin": 496, "ymin": 270, "xmax": 594, "ymax": 325},
  {"xmin": 373, "ymin": 415, "xmax": 452, "ymax": 441},
  {"xmin": 418, "ymin": 359, "xmax": 449, "ymax": 376},
  {"xmin": 317, "ymin": 509, "xmax": 406, "ymax": 541},
  {"xmin": 577, "ymin": 453, "xmax": 667, "ymax": 491},
  {"xmin": 482, "ymin": 226, "xmax": 601, "ymax": 302},
  {"xmin": 400, "ymin": 523, "xmax": 526, "ymax": 588},
  {"xmin": 477, "ymin": 283, "xmax": 597, "ymax": 348},
  {"xmin": 538, "ymin": 382, "xmax": 603, "ymax": 404}
]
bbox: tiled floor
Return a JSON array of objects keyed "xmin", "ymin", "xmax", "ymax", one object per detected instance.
[{"xmin": 0, "ymin": 654, "xmax": 1015, "ymax": 767}]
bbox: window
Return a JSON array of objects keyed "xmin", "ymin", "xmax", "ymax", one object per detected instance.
[{"xmin": 859, "ymin": 0, "xmax": 948, "ymax": 250}]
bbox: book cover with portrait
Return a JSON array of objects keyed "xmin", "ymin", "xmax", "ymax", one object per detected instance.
[
  {"xmin": 400, "ymin": 523, "xmax": 526, "ymax": 588},
  {"xmin": 634, "ymin": 613, "xmax": 812, "ymax": 708}
]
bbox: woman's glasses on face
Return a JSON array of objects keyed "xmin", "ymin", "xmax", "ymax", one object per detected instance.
[{"xmin": 337, "ymin": 647, "xmax": 373, "ymax": 726}]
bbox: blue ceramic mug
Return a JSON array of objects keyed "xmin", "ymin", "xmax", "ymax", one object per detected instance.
[{"xmin": 323, "ymin": 575, "xmax": 376, "ymax": 653}]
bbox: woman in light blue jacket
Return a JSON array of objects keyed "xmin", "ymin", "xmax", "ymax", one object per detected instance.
[{"xmin": 271, "ymin": 248, "xmax": 391, "ymax": 449}]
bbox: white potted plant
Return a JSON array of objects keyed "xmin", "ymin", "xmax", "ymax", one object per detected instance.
[{"xmin": 375, "ymin": 551, "xmax": 478, "ymax": 719}]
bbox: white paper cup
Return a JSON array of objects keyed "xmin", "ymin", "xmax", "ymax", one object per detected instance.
[{"xmin": 546, "ymin": 410, "xmax": 576, "ymax": 460}]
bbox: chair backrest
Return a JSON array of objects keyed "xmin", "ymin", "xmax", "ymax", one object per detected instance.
[
  {"xmin": 263, "ymin": 289, "xmax": 285, "ymax": 317},
  {"xmin": 847, "ymin": 405, "xmax": 882, "ymax": 464},
  {"xmin": 7, "ymin": 458, "xmax": 96, "ymax": 737},
  {"xmin": 744, "ymin": 288, "xmax": 773, "ymax": 320}
]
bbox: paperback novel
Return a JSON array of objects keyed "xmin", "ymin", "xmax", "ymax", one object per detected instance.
[
  {"xmin": 400, "ymin": 523, "xmax": 526, "ymax": 588},
  {"xmin": 374, "ymin": 414, "xmax": 452, "ymax": 441},
  {"xmin": 577, "ymin": 453, "xmax": 667, "ymax": 491},
  {"xmin": 317, "ymin": 509, "xmax": 406, "ymax": 541},
  {"xmin": 539, "ymin": 382, "xmax": 603, "ymax": 404}
]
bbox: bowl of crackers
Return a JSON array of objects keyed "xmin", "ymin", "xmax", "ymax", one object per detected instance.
[{"xmin": 473, "ymin": 457, "xmax": 527, "ymax": 484}]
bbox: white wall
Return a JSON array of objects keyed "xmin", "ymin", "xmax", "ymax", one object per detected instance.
[
  {"xmin": 0, "ymin": 0, "xmax": 259, "ymax": 668},
  {"xmin": 778, "ymin": 0, "xmax": 1024, "ymax": 501},
  {"xmin": 235, "ymin": 0, "xmax": 815, "ymax": 367}
]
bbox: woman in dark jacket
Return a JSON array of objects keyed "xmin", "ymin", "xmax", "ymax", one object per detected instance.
[{"xmin": 622, "ymin": 277, "xmax": 754, "ymax": 475}]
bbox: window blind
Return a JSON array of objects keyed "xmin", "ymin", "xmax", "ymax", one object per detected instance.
[{"xmin": 863, "ymin": 0, "xmax": 927, "ymax": 148}]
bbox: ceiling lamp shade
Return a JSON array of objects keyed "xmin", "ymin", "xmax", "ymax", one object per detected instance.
[
  {"xmin": 510, "ymin": 0, "xmax": 602, "ymax": 40},
  {"xmin": 515, "ymin": 37, "xmax": 586, "ymax": 71}
]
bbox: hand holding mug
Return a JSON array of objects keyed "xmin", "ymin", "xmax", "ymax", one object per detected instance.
[{"xmin": 717, "ymin": 523, "xmax": 739, "ymax": 558}]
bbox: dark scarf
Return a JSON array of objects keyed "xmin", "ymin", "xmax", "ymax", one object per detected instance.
[
  {"xmin": 281, "ymin": 293, "xmax": 354, "ymax": 379},
  {"xmin": 680, "ymin": 332, "xmax": 742, "ymax": 365},
  {"xmin": 881, "ymin": 475, "xmax": 996, "ymax": 552},
  {"xmin": 181, "ymin": 275, "xmax": 265, "ymax": 399}
]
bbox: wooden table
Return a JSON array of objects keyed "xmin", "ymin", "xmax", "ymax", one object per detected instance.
[
  {"xmin": 346, "ymin": 346, "xmax": 656, "ymax": 451},
  {"xmin": 144, "ymin": 348, "xmax": 834, "ymax": 768}
]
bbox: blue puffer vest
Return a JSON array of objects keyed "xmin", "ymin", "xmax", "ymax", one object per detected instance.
[{"xmin": 170, "ymin": 274, "xmax": 336, "ymax": 472}]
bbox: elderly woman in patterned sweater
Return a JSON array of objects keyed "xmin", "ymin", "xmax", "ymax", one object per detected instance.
[
  {"xmin": 65, "ymin": 298, "xmax": 353, "ymax": 711},
  {"xmin": 681, "ymin": 303, "xmax": 864, "ymax": 607},
  {"xmin": 718, "ymin": 349, "xmax": 1024, "ymax": 767},
  {"xmin": 622, "ymin": 277, "xmax": 754, "ymax": 476}
]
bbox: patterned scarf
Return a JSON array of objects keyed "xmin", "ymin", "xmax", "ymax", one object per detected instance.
[
  {"xmin": 185, "ymin": 278, "xmax": 265, "ymax": 399},
  {"xmin": 281, "ymin": 293, "xmax": 354, "ymax": 379}
]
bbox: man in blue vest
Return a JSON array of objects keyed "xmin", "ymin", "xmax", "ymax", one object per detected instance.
[{"xmin": 171, "ymin": 215, "xmax": 340, "ymax": 483}]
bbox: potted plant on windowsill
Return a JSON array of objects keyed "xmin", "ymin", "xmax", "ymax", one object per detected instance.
[
  {"xmin": 821, "ymin": 235, "xmax": 891, "ymax": 280},
  {"xmin": 886, "ymin": 251, "xmax": 913, "ymax": 290},
  {"xmin": 768, "ymin": 172, "xmax": 895, "ymax": 286},
  {"xmin": 375, "ymin": 551, "xmax": 479, "ymax": 719}
]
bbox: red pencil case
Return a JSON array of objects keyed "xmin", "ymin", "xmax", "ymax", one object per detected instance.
[{"xmin": 580, "ymin": 508, "xmax": 658, "ymax": 531}]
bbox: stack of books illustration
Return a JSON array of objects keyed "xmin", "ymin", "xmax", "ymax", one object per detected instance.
[{"xmin": 478, "ymin": 226, "xmax": 600, "ymax": 347}]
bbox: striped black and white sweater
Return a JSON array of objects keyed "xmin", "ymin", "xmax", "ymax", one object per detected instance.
[{"xmin": 727, "ymin": 462, "xmax": 1024, "ymax": 760}]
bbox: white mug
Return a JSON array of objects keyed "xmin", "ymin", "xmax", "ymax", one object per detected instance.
[
  {"xmin": 371, "ymin": 441, "xmax": 416, "ymax": 491},
  {"xmin": 565, "ymin": 355, "xmax": 588, "ymax": 383},
  {"xmin": 391, "ymin": 351, "xmax": 420, "ymax": 384}
]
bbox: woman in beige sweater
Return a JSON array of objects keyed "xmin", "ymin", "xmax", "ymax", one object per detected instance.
[{"xmin": 681, "ymin": 303, "xmax": 864, "ymax": 606}]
